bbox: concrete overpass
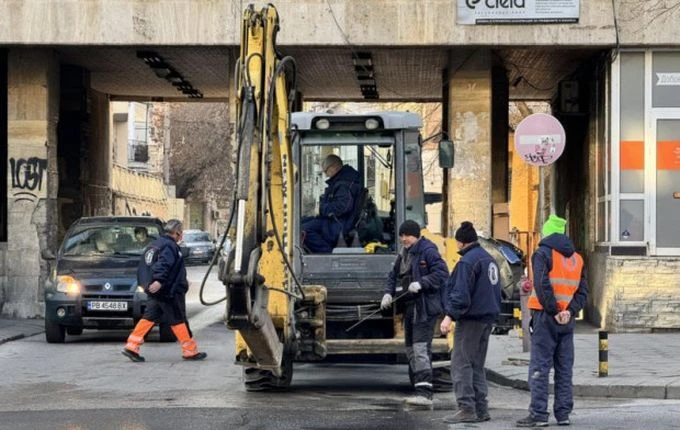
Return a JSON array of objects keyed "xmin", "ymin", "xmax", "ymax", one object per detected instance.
[
  {"xmin": 2, "ymin": 1, "xmax": 680, "ymax": 332},
  {"xmin": 1, "ymin": 0, "xmax": 630, "ymax": 102}
]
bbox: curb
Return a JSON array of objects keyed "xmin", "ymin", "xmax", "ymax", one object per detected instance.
[
  {"xmin": 0, "ymin": 326, "xmax": 44, "ymax": 346},
  {"xmin": 486, "ymin": 368, "xmax": 529, "ymax": 391},
  {"xmin": 0, "ymin": 334, "xmax": 26, "ymax": 346},
  {"xmin": 572, "ymin": 383, "xmax": 670, "ymax": 400},
  {"xmin": 486, "ymin": 368, "xmax": 674, "ymax": 400}
]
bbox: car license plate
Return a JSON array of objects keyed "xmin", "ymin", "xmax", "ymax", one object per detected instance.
[{"xmin": 87, "ymin": 301, "xmax": 128, "ymax": 311}]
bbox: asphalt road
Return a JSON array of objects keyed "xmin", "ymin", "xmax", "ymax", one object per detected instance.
[{"xmin": 1, "ymin": 265, "xmax": 680, "ymax": 429}]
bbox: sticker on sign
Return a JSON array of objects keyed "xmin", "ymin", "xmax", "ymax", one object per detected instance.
[{"xmin": 514, "ymin": 113, "xmax": 566, "ymax": 166}]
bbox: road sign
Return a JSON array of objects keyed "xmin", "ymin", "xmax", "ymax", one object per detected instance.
[{"xmin": 514, "ymin": 113, "xmax": 566, "ymax": 166}]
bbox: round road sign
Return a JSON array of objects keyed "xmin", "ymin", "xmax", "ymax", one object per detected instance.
[{"xmin": 514, "ymin": 113, "xmax": 566, "ymax": 166}]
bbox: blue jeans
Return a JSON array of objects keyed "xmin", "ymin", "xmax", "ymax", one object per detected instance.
[
  {"xmin": 528, "ymin": 311, "xmax": 575, "ymax": 421},
  {"xmin": 301, "ymin": 217, "xmax": 337, "ymax": 253}
]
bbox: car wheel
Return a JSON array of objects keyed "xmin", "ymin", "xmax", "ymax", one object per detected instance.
[
  {"xmin": 66, "ymin": 326, "xmax": 83, "ymax": 336},
  {"xmin": 158, "ymin": 323, "xmax": 176, "ymax": 342},
  {"xmin": 45, "ymin": 319, "xmax": 66, "ymax": 343}
]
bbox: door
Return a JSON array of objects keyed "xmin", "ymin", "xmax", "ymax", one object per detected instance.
[{"xmin": 651, "ymin": 115, "xmax": 680, "ymax": 255}]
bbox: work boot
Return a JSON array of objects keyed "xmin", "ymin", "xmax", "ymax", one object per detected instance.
[
  {"xmin": 476, "ymin": 411, "xmax": 491, "ymax": 422},
  {"xmin": 183, "ymin": 351, "xmax": 207, "ymax": 361},
  {"xmin": 122, "ymin": 348, "xmax": 145, "ymax": 362},
  {"xmin": 403, "ymin": 395, "xmax": 433, "ymax": 408},
  {"xmin": 443, "ymin": 409, "xmax": 477, "ymax": 424},
  {"xmin": 516, "ymin": 415, "xmax": 549, "ymax": 427}
]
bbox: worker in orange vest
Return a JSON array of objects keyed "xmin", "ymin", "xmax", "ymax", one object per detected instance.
[{"xmin": 517, "ymin": 215, "xmax": 588, "ymax": 428}]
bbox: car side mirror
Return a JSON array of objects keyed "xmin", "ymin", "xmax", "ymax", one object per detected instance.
[{"xmin": 438, "ymin": 139, "xmax": 454, "ymax": 169}]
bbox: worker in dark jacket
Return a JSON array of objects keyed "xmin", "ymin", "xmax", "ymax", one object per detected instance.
[
  {"xmin": 441, "ymin": 221, "xmax": 501, "ymax": 424},
  {"xmin": 302, "ymin": 154, "xmax": 361, "ymax": 253},
  {"xmin": 122, "ymin": 219, "xmax": 206, "ymax": 362},
  {"xmin": 517, "ymin": 215, "xmax": 588, "ymax": 427},
  {"xmin": 380, "ymin": 220, "xmax": 449, "ymax": 407}
]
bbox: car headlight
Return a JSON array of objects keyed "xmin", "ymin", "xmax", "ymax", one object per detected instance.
[
  {"xmin": 136, "ymin": 285, "xmax": 145, "ymax": 293},
  {"xmin": 56, "ymin": 275, "xmax": 81, "ymax": 295}
]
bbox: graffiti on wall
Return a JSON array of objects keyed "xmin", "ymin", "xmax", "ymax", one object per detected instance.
[{"xmin": 9, "ymin": 157, "xmax": 48, "ymax": 203}]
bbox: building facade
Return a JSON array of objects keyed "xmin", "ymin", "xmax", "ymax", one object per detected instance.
[{"xmin": 0, "ymin": 1, "xmax": 678, "ymax": 331}]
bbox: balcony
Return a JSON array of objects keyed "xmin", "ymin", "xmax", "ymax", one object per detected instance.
[{"xmin": 128, "ymin": 140, "xmax": 149, "ymax": 164}]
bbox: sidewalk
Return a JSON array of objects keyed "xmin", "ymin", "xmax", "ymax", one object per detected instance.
[
  {"xmin": 3, "ymin": 317, "xmax": 680, "ymax": 399},
  {"xmin": 0, "ymin": 317, "xmax": 45, "ymax": 345},
  {"xmin": 486, "ymin": 321, "xmax": 680, "ymax": 399}
]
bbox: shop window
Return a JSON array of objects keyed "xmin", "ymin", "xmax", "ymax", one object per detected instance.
[
  {"xmin": 652, "ymin": 52, "xmax": 680, "ymax": 108},
  {"xmin": 619, "ymin": 53, "xmax": 644, "ymax": 194},
  {"xmin": 609, "ymin": 51, "xmax": 680, "ymax": 254},
  {"xmin": 619, "ymin": 200, "xmax": 644, "ymax": 242}
]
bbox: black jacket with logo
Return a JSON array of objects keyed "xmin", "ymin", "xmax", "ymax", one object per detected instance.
[{"xmin": 137, "ymin": 234, "xmax": 188, "ymax": 301}]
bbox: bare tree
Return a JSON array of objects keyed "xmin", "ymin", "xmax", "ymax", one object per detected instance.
[
  {"xmin": 166, "ymin": 103, "xmax": 234, "ymax": 207},
  {"xmin": 620, "ymin": 0, "xmax": 680, "ymax": 32}
]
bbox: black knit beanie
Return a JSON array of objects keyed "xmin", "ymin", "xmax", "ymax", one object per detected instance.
[
  {"xmin": 398, "ymin": 220, "xmax": 421, "ymax": 238},
  {"xmin": 455, "ymin": 221, "xmax": 478, "ymax": 243}
]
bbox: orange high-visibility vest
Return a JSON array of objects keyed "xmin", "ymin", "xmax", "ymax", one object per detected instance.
[{"xmin": 528, "ymin": 249, "xmax": 583, "ymax": 311}]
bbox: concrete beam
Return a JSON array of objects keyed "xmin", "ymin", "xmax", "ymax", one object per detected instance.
[{"xmin": 0, "ymin": 0, "xmax": 627, "ymax": 46}]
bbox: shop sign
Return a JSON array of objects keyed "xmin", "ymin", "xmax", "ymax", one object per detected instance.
[
  {"xmin": 656, "ymin": 73, "xmax": 680, "ymax": 86},
  {"xmin": 514, "ymin": 113, "xmax": 566, "ymax": 166},
  {"xmin": 457, "ymin": 0, "xmax": 579, "ymax": 25}
]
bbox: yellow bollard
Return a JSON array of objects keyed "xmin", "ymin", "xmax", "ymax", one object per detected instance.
[{"xmin": 598, "ymin": 330, "xmax": 608, "ymax": 377}]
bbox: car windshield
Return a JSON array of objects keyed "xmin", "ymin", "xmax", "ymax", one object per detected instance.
[
  {"xmin": 62, "ymin": 224, "xmax": 161, "ymax": 256},
  {"xmin": 184, "ymin": 232, "xmax": 210, "ymax": 242}
]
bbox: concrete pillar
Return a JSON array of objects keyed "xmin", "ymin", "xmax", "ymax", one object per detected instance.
[
  {"xmin": 445, "ymin": 49, "xmax": 493, "ymax": 237},
  {"xmin": 491, "ymin": 66, "xmax": 509, "ymax": 205},
  {"xmin": 4, "ymin": 49, "xmax": 60, "ymax": 317},
  {"xmin": 84, "ymin": 90, "xmax": 112, "ymax": 215}
]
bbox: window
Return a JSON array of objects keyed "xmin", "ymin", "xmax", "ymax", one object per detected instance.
[
  {"xmin": 299, "ymin": 143, "xmax": 395, "ymax": 253},
  {"xmin": 404, "ymin": 139, "xmax": 425, "ymax": 227},
  {"xmin": 62, "ymin": 224, "xmax": 161, "ymax": 256},
  {"xmin": 609, "ymin": 51, "xmax": 680, "ymax": 254}
]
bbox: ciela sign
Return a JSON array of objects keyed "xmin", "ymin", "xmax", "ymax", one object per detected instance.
[{"xmin": 457, "ymin": 0, "xmax": 580, "ymax": 25}]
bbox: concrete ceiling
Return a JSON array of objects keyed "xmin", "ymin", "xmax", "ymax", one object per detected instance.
[{"xmin": 55, "ymin": 45, "xmax": 601, "ymax": 103}]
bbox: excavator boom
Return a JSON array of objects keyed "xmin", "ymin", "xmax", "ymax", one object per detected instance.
[{"xmin": 220, "ymin": 4, "xmax": 297, "ymax": 379}]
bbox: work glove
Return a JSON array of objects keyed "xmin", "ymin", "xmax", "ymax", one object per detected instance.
[
  {"xmin": 408, "ymin": 281, "xmax": 422, "ymax": 294},
  {"xmin": 380, "ymin": 293, "xmax": 393, "ymax": 310}
]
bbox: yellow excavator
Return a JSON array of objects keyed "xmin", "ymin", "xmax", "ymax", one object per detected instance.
[{"xmin": 217, "ymin": 3, "xmax": 520, "ymax": 391}]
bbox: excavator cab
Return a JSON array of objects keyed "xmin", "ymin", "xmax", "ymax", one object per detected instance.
[
  {"xmin": 294, "ymin": 111, "xmax": 426, "ymax": 254},
  {"xmin": 289, "ymin": 112, "xmax": 451, "ymax": 371}
]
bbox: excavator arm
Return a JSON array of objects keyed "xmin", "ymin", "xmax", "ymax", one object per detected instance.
[{"xmin": 220, "ymin": 4, "xmax": 298, "ymax": 383}]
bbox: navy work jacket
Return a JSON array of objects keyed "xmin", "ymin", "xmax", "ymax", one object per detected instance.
[
  {"xmin": 138, "ymin": 234, "xmax": 188, "ymax": 301},
  {"xmin": 319, "ymin": 164, "xmax": 362, "ymax": 239},
  {"xmin": 385, "ymin": 237, "xmax": 449, "ymax": 322},
  {"xmin": 443, "ymin": 242, "xmax": 501, "ymax": 323}
]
